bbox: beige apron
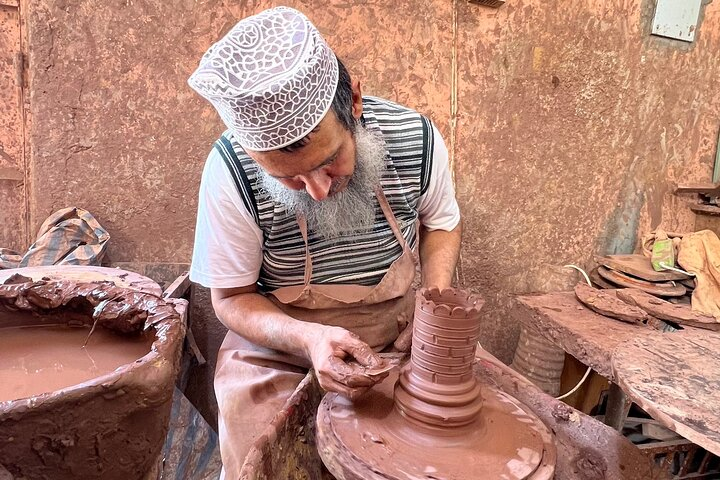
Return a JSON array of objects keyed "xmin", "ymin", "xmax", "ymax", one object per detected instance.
[{"xmin": 215, "ymin": 188, "xmax": 417, "ymax": 479}]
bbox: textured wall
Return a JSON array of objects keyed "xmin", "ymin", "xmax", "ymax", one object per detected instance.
[
  {"xmin": 455, "ymin": 0, "xmax": 719, "ymax": 361},
  {"xmin": 24, "ymin": 0, "xmax": 720, "ymax": 362},
  {"xmin": 0, "ymin": 3, "xmax": 26, "ymax": 252}
]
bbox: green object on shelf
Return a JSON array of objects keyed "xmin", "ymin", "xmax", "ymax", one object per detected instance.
[{"xmin": 651, "ymin": 238, "xmax": 675, "ymax": 272}]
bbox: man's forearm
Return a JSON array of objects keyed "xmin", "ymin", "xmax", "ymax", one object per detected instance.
[
  {"xmin": 419, "ymin": 222, "xmax": 462, "ymax": 289},
  {"xmin": 211, "ymin": 288, "xmax": 316, "ymax": 359}
]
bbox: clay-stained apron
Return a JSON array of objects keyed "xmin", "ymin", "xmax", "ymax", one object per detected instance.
[{"xmin": 214, "ymin": 187, "xmax": 418, "ymax": 479}]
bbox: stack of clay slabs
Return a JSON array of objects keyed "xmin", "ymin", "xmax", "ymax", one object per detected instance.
[
  {"xmin": 317, "ymin": 288, "xmax": 556, "ymax": 480},
  {"xmin": 592, "ymin": 255, "xmax": 691, "ymax": 299}
]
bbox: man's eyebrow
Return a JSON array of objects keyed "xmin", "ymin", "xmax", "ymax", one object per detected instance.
[{"xmin": 272, "ymin": 149, "xmax": 339, "ymax": 180}]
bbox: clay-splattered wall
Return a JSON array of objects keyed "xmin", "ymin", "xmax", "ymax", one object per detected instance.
[
  {"xmin": 23, "ymin": 0, "xmax": 720, "ymax": 362},
  {"xmin": 455, "ymin": 0, "xmax": 718, "ymax": 360},
  {"xmin": 0, "ymin": 2, "xmax": 27, "ymax": 253}
]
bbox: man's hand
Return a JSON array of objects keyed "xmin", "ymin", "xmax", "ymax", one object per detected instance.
[{"xmin": 304, "ymin": 325, "xmax": 387, "ymax": 400}]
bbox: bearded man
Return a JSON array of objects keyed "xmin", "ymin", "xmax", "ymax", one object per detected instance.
[{"xmin": 188, "ymin": 6, "xmax": 461, "ymax": 478}]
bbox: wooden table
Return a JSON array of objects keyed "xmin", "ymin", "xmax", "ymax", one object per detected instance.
[{"xmin": 513, "ymin": 292, "xmax": 720, "ymax": 457}]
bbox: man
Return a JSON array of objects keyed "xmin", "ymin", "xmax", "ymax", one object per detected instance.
[{"xmin": 188, "ymin": 6, "xmax": 461, "ymax": 478}]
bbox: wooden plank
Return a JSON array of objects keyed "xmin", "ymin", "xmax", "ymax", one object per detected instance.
[
  {"xmin": 604, "ymin": 383, "xmax": 632, "ymax": 431},
  {"xmin": 676, "ymin": 183, "xmax": 720, "ymax": 195},
  {"xmin": 690, "ymin": 204, "xmax": 720, "ymax": 216},
  {"xmin": 612, "ymin": 333, "xmax": 720, "ymax": 456},
  {"xmin": 162, "ymin": 272, "xmax": 191, "ymax": 299},
  {"xmin": 162, "ymin": 272, "xmax": 205, "ymax": 366}
]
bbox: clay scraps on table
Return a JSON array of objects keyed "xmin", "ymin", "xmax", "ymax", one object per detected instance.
[
  {"xmin": 574, "ymin": 283, "xmax": 648, "ymax": 324},
  {"xmin": 575, "ymin": 283, "xmax": 720, "ymax": 331},
  {"xmin": 615, "ymin": 288, "xmax": 720, "ymax": 332}
]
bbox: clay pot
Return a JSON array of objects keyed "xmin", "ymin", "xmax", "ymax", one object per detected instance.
[
  {"xmin": 394, "ymin": 287, "xmax": 484, "ymax": 433},
  {"xmin": 0, "ymin": 272, "xmax": 186, "ymax": 480}
]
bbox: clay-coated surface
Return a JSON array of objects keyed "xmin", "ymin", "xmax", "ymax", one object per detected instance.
[
  {"xmin": 0, "ymin": 272, "xmax": 186, "ymax": 480},
  {"xmin": 395, "ymin": 288, "xmax": 485, "ymax": 432},
  {"xmin": 0, "ymin": 265, "xmax": 163, "ymax": 296},
  {"xmin": 318, "ymin": 368, "xmax": 556, "ymax": 480},
  {"xmin": 574, "ymin": 282, "xmax": 648, "ymax": 324},
  {"xmin": 613, "ymin": 334, "xmax": 720, "ymax": 456},
  {"xmin": 615, "ymin": 288, "xmax": 720, "ymax": 331}
]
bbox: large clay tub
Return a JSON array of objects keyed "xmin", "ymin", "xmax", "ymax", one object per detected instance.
[{"xmin": 0, "ymin": 266, "xmax": 186, "ymax": 480}]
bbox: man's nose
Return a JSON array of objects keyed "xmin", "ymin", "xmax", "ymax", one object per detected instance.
[{"xmin": 303, "ymin": 170, "xmax": 332, "ymax": 201}]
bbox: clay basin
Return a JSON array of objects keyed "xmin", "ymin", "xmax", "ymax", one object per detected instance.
[{"xmin": 0, "ymin": 267, "xmax": 186, "ymax": 480}]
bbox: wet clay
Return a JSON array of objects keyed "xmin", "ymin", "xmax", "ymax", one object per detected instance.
[
  {"xmin": 0, "ymin": 271, "xmax": 186, "ymax": 480},
  {"xmin": 317, "ymin": 288, "xmax": 557, "ymax": 480},
  {"xmin": 0, "ymin": 325, "xmax": 154, "ymax": 402}
]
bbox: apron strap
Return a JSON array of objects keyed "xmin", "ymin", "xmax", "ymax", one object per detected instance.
[
  {"xmin": 296, "ymin": 214, "xmax": 313, "ymax": 287},
  {"xmin": 374, "ymin": 187, "xmax": 411, "ymax": 253},
  {"xmin": 295, "ymin": 186, "xmax": 412, "ymax": 289}
]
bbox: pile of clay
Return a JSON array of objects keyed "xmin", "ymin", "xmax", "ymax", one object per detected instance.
[
  {"xmin": 0, "ymin": 273, "xmax": 185, "ymax": 480},
  {"xmin": 317, "ymin": 287, "xmax": 557, "ymax": 480}
]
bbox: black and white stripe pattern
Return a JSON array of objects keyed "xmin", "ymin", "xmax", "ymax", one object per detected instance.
[{"xmin": 214, "ymin": 96, "xmax": 433, "ymax": 290}]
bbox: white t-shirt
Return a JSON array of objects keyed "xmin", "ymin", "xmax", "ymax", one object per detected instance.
[{"xmin": 190, "ymin": 124, "xmax": 460, "ymax": 289}]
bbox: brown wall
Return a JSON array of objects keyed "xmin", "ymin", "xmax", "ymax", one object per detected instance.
[
  {"xmin": 0, "ymin": 1, "xmax": 27, "ymax": 253},
  {"xmin": 20, "ymin": 0, "xmax": 720, "ymax": 362}
]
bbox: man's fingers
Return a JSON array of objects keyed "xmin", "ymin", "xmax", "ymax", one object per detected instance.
[
  {"xmin": 318, "ymin": 376, "xmax": 370, "ymax": 400},
  {"xmin": 326, "ymin": 356, "xmax": 376, "ymax": 387},
  {"xmin": 346, "ymin": 340, "xmax": 382, "ymax": 368}
]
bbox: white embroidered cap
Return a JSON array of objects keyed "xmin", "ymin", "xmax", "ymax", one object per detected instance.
[{"xmin": 188, "ymin": 7, "xmax": 339, "ymax": 151}]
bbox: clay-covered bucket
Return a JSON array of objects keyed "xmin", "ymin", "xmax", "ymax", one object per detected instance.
[{"xmin": 0, "ymin": 267, "xmax": 186, "ymax": 480}]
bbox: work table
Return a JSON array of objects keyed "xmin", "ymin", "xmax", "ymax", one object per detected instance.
[{"xmin": 513, "ymin": 291, "xmax": 720, "ymax": 457}]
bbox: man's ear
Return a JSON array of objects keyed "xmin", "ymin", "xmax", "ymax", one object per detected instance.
[{"xmin": 351, "ymin": 80, "xmax": 363, "ymax": 119}]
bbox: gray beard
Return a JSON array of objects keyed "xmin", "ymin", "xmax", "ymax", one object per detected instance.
[{"xmin": 258, "ymin": 123, "xmax": 387, "ymax": 241}]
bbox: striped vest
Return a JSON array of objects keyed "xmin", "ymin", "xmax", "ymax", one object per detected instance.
[{"xmin": 214, "ymin": 97, "xmax": 433, "ymax": 291}]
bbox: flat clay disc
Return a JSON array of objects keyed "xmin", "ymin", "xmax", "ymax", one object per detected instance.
[
  {"xmin": 597, "ymin": 266, "xmax": 686, "ymax": 297},
  {"xmin": 317, "ymin": 369, "xmax": 556, "ymax": 480},
  {"xmin": 595, "ymin": 254, "xmax": 690, "ymax": 282}
]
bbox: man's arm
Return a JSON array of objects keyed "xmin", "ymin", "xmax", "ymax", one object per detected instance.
[
  {"xmin": 419, "ymin": 222, "xmax": 462, "ymax": 289},
  {"xmin": 211, "ymin": 285, "xmax": 385, "ymax": 399},
  {"xmin": 417, "ymin": 123, "xmax": 462, "ymax": 289}
]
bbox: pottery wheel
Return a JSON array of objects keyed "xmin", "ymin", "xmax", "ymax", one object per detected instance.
[{"xmin": 317, "ymin": 368, "xmax": 557, "ymax": 480}]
